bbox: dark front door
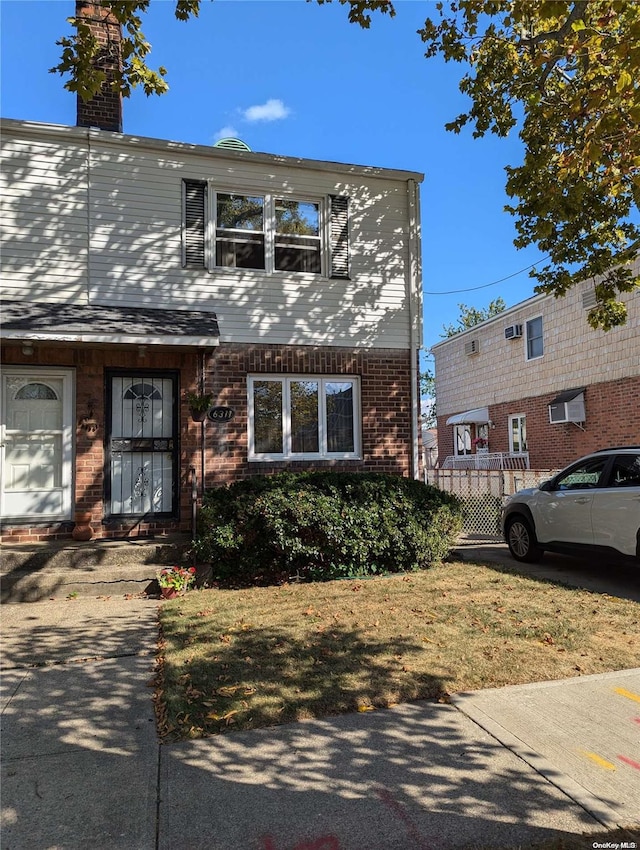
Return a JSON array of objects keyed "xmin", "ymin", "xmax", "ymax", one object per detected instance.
[{"xmin": 106, "ymin": 371, "xmax": 179, "ymax": 518}]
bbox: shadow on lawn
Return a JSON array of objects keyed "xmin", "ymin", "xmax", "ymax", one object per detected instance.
[{"xmin": 159, "ymin": 621, "xmax": 451, "ymax": 738}]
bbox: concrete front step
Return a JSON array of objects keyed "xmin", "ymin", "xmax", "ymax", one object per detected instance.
[{"xmin": 1, "ymin": 535, "xmax": 193, "ymax": 603}]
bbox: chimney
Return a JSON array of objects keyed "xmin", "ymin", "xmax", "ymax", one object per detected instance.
[{"xmin": 75, "ymin": 1, "xmax": 123, "ymax": 132}]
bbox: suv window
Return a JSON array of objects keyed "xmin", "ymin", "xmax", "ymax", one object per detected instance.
[
  {"xmin": 554, "ymin": 458, "xmax": 608, "ymax": 490},
  {"xmin": 609, "ymin": 453, "xmax": 640, "ymax": 487}
]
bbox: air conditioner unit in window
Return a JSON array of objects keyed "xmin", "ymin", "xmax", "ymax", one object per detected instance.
[
  {"xmin": 548, "ymin": 390, "xmax": 586, "ymax": 424},
  {"xmin": 464, "ymin": 339, "xmax": 479, "ymax": 356},
  {"xmin": 504, "ymin": 324, "xmax": 523, "ymax": 340}
]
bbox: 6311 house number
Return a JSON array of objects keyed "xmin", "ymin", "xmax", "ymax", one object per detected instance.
[{"xmin": 207, "ymin": 406, "xmax": 235, "ymax": 423}]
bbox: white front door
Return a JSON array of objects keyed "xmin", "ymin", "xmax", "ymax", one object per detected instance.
[{"xmin": 0, "ymin": 368, "xmax": 74, "ymax": 520}]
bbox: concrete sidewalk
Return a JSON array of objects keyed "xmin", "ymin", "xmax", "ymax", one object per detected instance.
[{"xmin": 1, "ymin": 595, "xmax": 638, "ymax": 849}]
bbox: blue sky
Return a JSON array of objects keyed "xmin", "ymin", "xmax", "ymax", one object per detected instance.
[{"xmin": 0, "ymin": 0, "xmax": 546, "ymax": 361}]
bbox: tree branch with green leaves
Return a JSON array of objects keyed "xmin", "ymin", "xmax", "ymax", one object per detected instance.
[{"xmin": 50, "ymin": 0, "xmax": 639, "ymax": 328}]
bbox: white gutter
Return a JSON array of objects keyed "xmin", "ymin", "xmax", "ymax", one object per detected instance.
[
  {"xmin": 0, "ymin": 118, "xmax": 425, "ymax": 184},
  {"xmin": 407, "ymin": 178, "xmax": 423, "ymax": 480},
  {"xmin": 0, "ymin": 330, "xmax": 220, "ymax": 347}
]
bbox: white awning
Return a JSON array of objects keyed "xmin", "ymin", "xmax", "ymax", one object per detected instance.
[{"xmin": 446, "ymin": 407, "xmax": 489, "ymax": 426}]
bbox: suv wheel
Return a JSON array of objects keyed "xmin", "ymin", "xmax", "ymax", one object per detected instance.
[{"xmin": 506, "ymin": 515, "xmax": 543, "ymax": 563}]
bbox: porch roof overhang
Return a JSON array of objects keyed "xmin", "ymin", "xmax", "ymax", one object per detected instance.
[
  {"xmin": 0, "ymin": 302, "xmax": 220, "ymax": 348},
  {"xmin": 446, "ymin": 407, "xmax": 489, "ymax": 426}
]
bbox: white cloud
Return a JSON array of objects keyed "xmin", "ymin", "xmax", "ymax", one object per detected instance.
[
  {"xmin": 242, "ymin": 99, "xmax": 290, "ymax": 123},
  {"xmin": 213, "ymin": 125, "xmax": 239, "ymax": 142}
]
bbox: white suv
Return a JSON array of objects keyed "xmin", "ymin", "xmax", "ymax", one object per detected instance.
[{"xmin": 501, "ymin": 447, "xmax": 640, "ymax": 563}]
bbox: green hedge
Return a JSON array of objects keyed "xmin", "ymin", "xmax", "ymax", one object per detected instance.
[{"xmin": 194, "ymin": 472, "xmax": 462, "ymax": 584}]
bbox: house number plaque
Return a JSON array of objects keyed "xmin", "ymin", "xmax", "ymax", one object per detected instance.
[{"xmin": 207, "ymin": 406, "xmax": 235, "ymax": 423}]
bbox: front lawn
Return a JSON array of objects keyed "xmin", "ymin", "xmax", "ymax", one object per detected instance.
[{"xmin": 155, "ymin": 561, "xmax": 639, "ymax": 740}]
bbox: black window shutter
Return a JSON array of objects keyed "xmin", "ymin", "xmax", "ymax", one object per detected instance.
[
  {"xmin": 183, "ymin": 180, "xmax": 207, "ymax": 267},
  {"xmin": 329, "ymin": 195, "xmax": 350, "ymax": 279}
]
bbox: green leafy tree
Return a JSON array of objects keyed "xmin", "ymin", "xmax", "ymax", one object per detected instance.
[
  {"xmin": 441, "ymin": 298, "xmax": 506, "ymax": 338},
  {"xmin": 417, "ymin": 0, "xmax": 640, "ymax": 331},
  {"xmin": 51, "ymin": 1, "xmax": 639, "ymax": 328},
  {"xmin": 50, "ymin": 1, "xmax": 200, "ymax": 100},
  {"xmin": 420, "ymin": 367, "xmax": 436, "ymax": 429}
]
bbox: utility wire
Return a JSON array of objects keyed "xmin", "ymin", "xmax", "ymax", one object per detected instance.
[{"xmin": 423, "ymin": 255, "xmax": 551, "ymax": 295}]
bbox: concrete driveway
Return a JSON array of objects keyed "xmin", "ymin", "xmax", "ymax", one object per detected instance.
[{"xmin": 454, "ymin": 537, "xmax": 640, "ymax": 602}]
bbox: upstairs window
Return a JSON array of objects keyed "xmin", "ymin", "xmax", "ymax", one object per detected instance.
[
  {"xmin": 275, "ymin": 199, "xmax": 321, "ymax": 273},
  {"xmin": 526, "ymin": 316, "xmax": 544, "ymax": 360},
  {"xmin": 182, "ymin": 181, "xmax": 349, "ymax": 278},
  {"xmin": 215, "ymin": 193, "xmax": 265, "ymax": 270}
]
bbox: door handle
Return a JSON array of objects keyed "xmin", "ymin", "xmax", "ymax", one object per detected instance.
[{"xmin": 574, "ymin": 497, "xmax": 590, "ymax": 504}]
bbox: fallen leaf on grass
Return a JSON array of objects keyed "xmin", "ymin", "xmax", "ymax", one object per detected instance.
[
  {"xmin": 215, "ymin": 685, "xmax": 256, "ymax": 698},
  {"xmin": 207, "ymin": 710, "xmax": 240, "ymax": 724}
]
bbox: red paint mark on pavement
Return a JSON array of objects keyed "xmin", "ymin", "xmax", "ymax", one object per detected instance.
[
  {"xmin": 632, "ymin": 717, "xmax": 640, "ymax": 725},
  {"xmin": 376, "ymin": 787, "xmax": 434, "ymax": 850},
  {"xmin": 618, "ymin": 755, "xmax": 640, "ymax": 771}
]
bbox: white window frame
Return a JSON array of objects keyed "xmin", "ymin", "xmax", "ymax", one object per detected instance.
[
  {"xmin": 248, "ymin": 375, "xmax": 361, "ymax": 461},
  {"xmin": 208, "ymin": 187, "xmax": 327, "ymax": 277},
  {"xmin": 213, "ymin": 191, "xmax": 266, "ymax": 272},
  {"xmin": 509, "ymin": 414, "xmax": 528, "ymax": 454},
  {"xmin": 525, "ymin": 316, "xmax": 544, "ymax": 361}
]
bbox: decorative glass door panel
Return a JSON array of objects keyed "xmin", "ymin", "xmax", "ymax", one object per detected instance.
[
  {"xmin": 107, "ymin": 373, "xmax": 178, "ymax": 517},
  {"xmin": 0, "ymin": 370, "xmax": 73, "ymax": 518}
]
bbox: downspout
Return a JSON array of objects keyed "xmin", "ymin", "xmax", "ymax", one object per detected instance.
[
  {"xmin": 85, "ymin": 130, "xmax": 92, "ymax": 303},
  {"xmin": 407, "ymin": 178, "xmax": 423, "ymax": 481},
  {"xmin": 199, "ymin": 349, "xmax": 206, "ymax": 498}
]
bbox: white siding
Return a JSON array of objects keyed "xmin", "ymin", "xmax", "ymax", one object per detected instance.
[
  {"xmin": 86, "ymin": 141, "xmax": 412, "ymax": 348},
  {"xmin": 1, "ymin": 121, "xmax": 419, "ymax": 350},
  {"xmin": 1, "ymin": 133, "xmax": 88, "ymax": 302},
  {"xmin": 433, "ymin": 261, "xmax": 640, "ymax": 416}
]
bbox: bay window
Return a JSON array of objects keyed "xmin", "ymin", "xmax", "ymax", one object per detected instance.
[{"xmin": 249, "ymin": 376, "xmax": 360, "ymax": 460}]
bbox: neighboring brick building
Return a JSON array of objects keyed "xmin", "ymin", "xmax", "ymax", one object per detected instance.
[
  {"xmin": 0, "ymin": 4, "xmax": 423, "ymax": 542},
  {"xmin": 431, "ymin": 260, "xmax": 640, "ymax": 471}
]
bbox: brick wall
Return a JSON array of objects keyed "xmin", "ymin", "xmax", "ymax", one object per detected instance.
[
  {"xmin": 75, "ymin": 1, "xmax": 123, "ymax": 132},
  {"xmin": 1, "ymin": 341, "xmax": 417, "ymax": 542},
  {"xmin": 202, "ymin": 343, "xmax": 415, "ymax": 485},
  {"xmin": 437, "ymin": 375, "xmax": 640, "ymax": 469},
  {"xmin": 0, "ymin": 342, "xmax": 201, "ymax": 542}
]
